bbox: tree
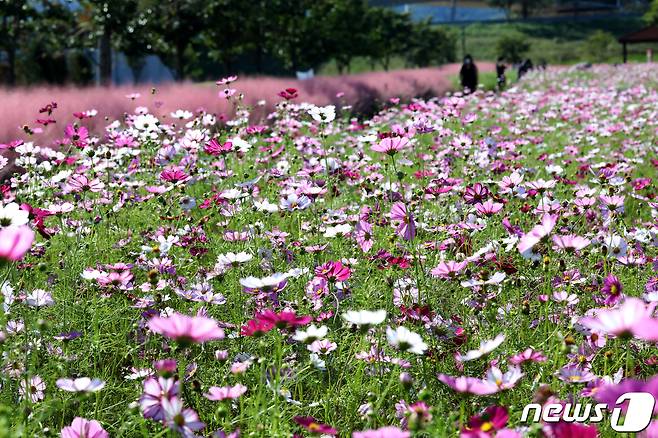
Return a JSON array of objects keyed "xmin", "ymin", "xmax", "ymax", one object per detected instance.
[
  {"xmin": 404, "ymin": 19, "xmax": 456, "ymax": 68},
  {"xmin": 645, "ymin": 0, "xmax": 658, "ymax": 25},
  {"xmin": 365, "ymin": 7, "xmax": 413, "ymax": 71},
  {"xmin": 495, "ymin": 32, "xmax": 530, "ymax": 63},
  {"xmin": 0, "ymin": 1, "xmax": 35, "ymax": 85},
  {"xmin": 200, "ymin": 0, "xmax": 249, "ymax": 75},
  {"xmin": 77, "ymin": 0, "xmax": 147, "ymax": 85},
  {"xmin": 143, "ymin": 0, "xmax": 209, "ymax": 80}
]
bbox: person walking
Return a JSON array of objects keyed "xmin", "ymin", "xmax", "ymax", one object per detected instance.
[
  {"xmin": 459, "ymin": 54, "xmax": 478, "ymax": 94},
  {"xmin": 496, "ymin": 57, "xmax": 507, "ymax": 90}
]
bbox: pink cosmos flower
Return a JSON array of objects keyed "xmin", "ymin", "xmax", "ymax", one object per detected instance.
[
  {"xmin": 0, "ymin": 225, "xmax": 35, "ymax": 261},
  {"xmin": 601, "ymin": 274, "xmax": 624, "ymax": 306},
  {"xmin": 140, "ymin": 377, "xmax": 179, "ymax": 421},
  {"xmin": 65, "ymin": 174, "xmax": 105, "ymax": 193},
  {"xmin": 160, "ymin": 167, "xmax": 190, "ymax": 183},
  {"xmin": 474, "ymin": 200, "xmax": 503, "ymax": 216},
  {"xmin": 256, "ymin": 309, "xmax": 312, "ymax": 329},
  {"xmin": 552, "ymin": 234, "xmax": 591, "ymax": 252},
  {"xmin": 147, "ymin": 313, "xmax": 225, "ymax": 344},
  {"xmin": 579, "ymin": 298, "xmax": 657, "ymax": 340},
  {"xmin": 463, "ymin": 183, "xmax": 489, "ymax": 205},
  {"xmin": 437, "ymin": 374, "xmax": 500, "ymax": 395},
  {"xmin": 205, "ymin": 139, "xmax": 233, "ymax": 156},
  {"xmin": 60, "ymin": 417, "xmax": 109, "ymax": 438},
  {"xmin": 372, "ymin": 136, "xmax": 409, "ymax": 155},
  {"xmin": 390, "ymin": 202, "xmax": 416, "ymax": 241},
  {"xmin": 353, "ymin": 426, "xmax": 410, "ymax": 438},
  {"xmin": 508, "ymin": 348, "xmax": 547, "ymax": 365},
  {"xmin": 204, "ymin": 384, "xmax": 247, "ymax": 401},
  {"xmin": 431, "ymin": 260, "xmax": 468, "ymax": 279},
  {"xmin": 517, "ymin": 213, "xmax": 558, "ymax": 254},
  {"xmin": 315, "ymin": 260, "xmax": 351, "ymax": 282},
  {"xmin": 355, "ymin": 220, "xmax": 374, "ymax": 253}
]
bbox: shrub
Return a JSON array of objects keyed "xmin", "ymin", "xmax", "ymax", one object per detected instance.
[
  {"xmin": 584, "ymin": 30, "xmax": 617, "ymax": 63},
  {"xmin": 496, "ymin": 32, "xmax": 531, "ymax": 64}
]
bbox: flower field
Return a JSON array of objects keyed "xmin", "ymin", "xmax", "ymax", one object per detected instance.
[{"xmin": 0, "ymin": 64, "xmax": 657, "ymax": 437}]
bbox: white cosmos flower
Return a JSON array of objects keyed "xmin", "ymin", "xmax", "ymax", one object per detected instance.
[
  {"xmin": 254, "ymin": 199, "xmax": 279, "ymax": 213},
  {"xmin": 26, "ymin": 289, "xmax": 54, "ymax": 308},
  {"xmin": 56, "ymin": 377, "xmax": 105, "ymax": 393},
  {"xmin": 342, "ymin": 309, "xmax": 386, "ymax": 327},
  {"xmin": 386, "ymin": 326, "xmax": 427, "ymax": 355},
  {"xmin": 216, "ymin": 252, "xmax": 253, "ymax": 268},
  {"xmin": 308, "ymin": 105, "xmax": 336, "ymax": 124},
  {"xmin": 0, "ymin": 203, "xmax": 29, "ymax": 228},
  {"xmin": 293, "ymin": 325, "xmax": 328, "ymax": 344},
  {"xmin": 456, "ymin": 334, "xmax": 506, "ymax": 362}
]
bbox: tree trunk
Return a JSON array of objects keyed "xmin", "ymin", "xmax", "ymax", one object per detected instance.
[
  {"xmin": 521, "ymin": 0, "xmax": 529, "ymax": 19},
  {"xmin": 6, "ymin": 45, "xmax": 16, "ymax": 86},
  {"xmin": 99, "ymin": 26, "xmax": 112, "ymax": 85},
  {"xmin": 175, "ymin": 42, "xmax": 185, "ymax": 80}
]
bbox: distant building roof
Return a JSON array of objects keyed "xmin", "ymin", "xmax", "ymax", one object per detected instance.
[{"xmin": 619, "ymin": 25, "xmax": 658, "ymax": 44}]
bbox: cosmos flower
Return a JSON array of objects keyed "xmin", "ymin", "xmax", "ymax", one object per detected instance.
[
  {"xmin": 293, "ymin": 416, "xmax": 337, "ymax": 435},
  {"xmin": 517, "ymin": 213, "xmax": 557, "ymax": 255},
  {"xmin": 355, "ymin": 220, "xmax": 374, "ymax": 252},
  {"xmin": 390, "ymin": 202, "xmax": 416, "ymax": 241},
  {"xmin": 386, "ymin": 326, "xmax": 428, "ymax": 354},
  {"xmin": 437, "ymin": 374, "xmax": 500, "ymax": 395},
  {"xmin": 257, "ymin": 309, "xmax": 312, "ymax": 330},
  {"xmin": 293, "ymin": 325, "xmax": 328, "ymax": 344},
  {"xmin": 56, "ymin": 377, "xmax": 105, "ymax": 393},
  {"xmin": 371, "ymin": 137, "xmax": 409, "ymax": 155},
  {"xmin": 343, "ymin": 310, "xmax": 387, "ymax": 327},
  {"xmin": 147, "ymin": 313, "xmax": 225, "ymax": 344},
  {"xmin": 60, "ymin": 417, "xmax": 109, "ymax": 438},
  {"xmin": 579, "ymin": 298, "xmax": 657, "ymax": 340},
  {"xmin": 0, "ymin": 202, "xmax": 29, "ymax": 227},
  {"xmin": 353, "ymin": 426, "xmax": 410, "ymax": 438},
  {"xmin": 431, "ymin": 260, "xmax": 468, "ymax": 279},
  {"xmin": 456, "ymin": 334, "xmax": 505, "ymax": 362},
  {"xmin": 19, "ymin": 375, "xmax": 46, "ymax": 402},
  {"xmin": 0, "ymin": 225, "xmax": 35, "ymax": 262},
  {"xmin": 204, "ymin": 384, "xmax": 247, "ymax": 401},
  {"xmin": 162, "ymin": 397, "xmax": 205, "ymax": 436},
  {"xmin": 140, "ymin": 377, "xmax": 179, "ymax": 421}
]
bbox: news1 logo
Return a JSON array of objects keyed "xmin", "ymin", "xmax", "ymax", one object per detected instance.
[{"xmin": 521, "ymin": 392, "xmax": 656, "ymax": 432}]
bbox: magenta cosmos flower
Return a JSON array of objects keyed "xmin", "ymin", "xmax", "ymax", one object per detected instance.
[
  {"xmin": 314, "ymin": 260, "xmax": 351, "ymax": 282},
  {"xmin": 372, "ymin": 136, "xmax": 409, "ymax": 155},
  {"xmin": 148, "ymin": 313, "xmax": 225, "ymax": 344},
  {"xmin": 0, "ymin": 225, "xmax": 34, "ymax": 262},
  {"xmin": 256, "ymin": 309, "xmax": 312, "ymax": 330},
  {"xmin": 60, "ymin": 417, "xmax": 109, "ymax": 438},
  {"xmin": 390, "ymin": 202, "xmax": 416, "ymax": 241},
  {"xmin": 293, "ymin": 416, "xmax": 337, "ymax": 435}
]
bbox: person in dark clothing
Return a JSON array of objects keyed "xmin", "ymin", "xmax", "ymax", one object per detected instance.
[
  {"xmin": 459, "ymin": 54, "xmax": 478, "ymax": 94},
  {"xmin": 495, "ymin": 57, "xmax": 506, "ymax": 90},
  {"xmin": 517, "ymin": 58, "xmax": 534, "ymax": 80}
]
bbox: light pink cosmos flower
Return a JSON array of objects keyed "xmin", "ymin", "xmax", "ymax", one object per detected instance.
[
  {"xmin": 162, "ymin": 397, "xmax": 205, "ymax": 436},
  {"xmin": 390, "ymin": 202, "xmax": 416, "ymax": 241},
  {"xmin": 437, "ymin": 374, "xmax": 500, "ymax": 395},
  {"xmin": 430, "ymin": 260, "xmax": 468, "ymax": 279},
  {"xmin": 0, "ymin": 225, "xmax": 35, "ymax": 261},
  {"xmin": 355, "ymin": 220, "xmax": 374, "ymax": 252},
  {"xmin": 60, "ymin": 417, "xmax": 109, "ymax": 438},
  {"xmin": 371, "ymin": 136, "xmax": 409, "ymax": 155},
  {"xmin": 148, "ymin": 313, "xmax": 225, "ymax": 344},
  {"xmin": 552, "ymin": 234, "xmax": 591, "ymax": 252},
  {"xmin": 485, "ymin": 365, "xmax": 523, "ymax": 389},
  {"xmin": 353, "ymin": 426, "xmax": 410, "ymax": 438},
  {"xmin": 56, "ymin": 377, "xmax": 105, "ymax": 393},
  {"xmin": 517, "ymin": 213, "xmax": 558, "ymax": 255},
  {"xmin": 204, "ymin": 384, "xmax": 247, "ymax": 401},
  {"xmin": 65, "ymin": 174, "xmax": 105, "ymax": 193},
  {"xmin": 474, "ymin": 200, "xmax": 504, "ymax": 216},
  {"xmin": 579, "ymin": 298, "xmax": 657, "ymax": 340},
  {"xmin": 140, "ymin": 377, "xmax": 179, "ymax": 421}
]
